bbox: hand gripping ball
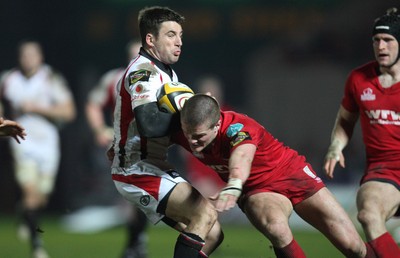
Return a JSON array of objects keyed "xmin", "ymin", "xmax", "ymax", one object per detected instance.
[{"xmin": 156, "ymin": 82, "xmax": 194, "ymax": 113}]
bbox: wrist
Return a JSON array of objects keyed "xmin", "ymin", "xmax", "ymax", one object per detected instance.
[
  {"xmin": 220, "ymin": 178, "xmax": 243, "ymax": 198},
  {"xmin": 329, "ymin": 138, "xmax": 345, "ymax": 152}
]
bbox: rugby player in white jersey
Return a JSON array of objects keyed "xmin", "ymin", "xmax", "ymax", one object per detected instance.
[
  {"xmin": 109, "ymin": 6, "xmax": 223, "ymax": 258},
  {"xmin": 86, "ymin": 40, "xmax": 149, "ymax": 258}
]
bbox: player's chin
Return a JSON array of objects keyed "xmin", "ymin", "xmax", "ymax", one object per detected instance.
[{"xmin": 190, "ymin": 145, "xmax": 204, "ymax": 153}]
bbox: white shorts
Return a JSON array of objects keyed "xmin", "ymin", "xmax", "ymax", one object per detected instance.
[
  {"xmin": 11, "ymin": 115, "xmax": 60, "ymax": 194},
  {"xmin": 112, "ymin": 161, "xmax": 187, "ymax": 224}
]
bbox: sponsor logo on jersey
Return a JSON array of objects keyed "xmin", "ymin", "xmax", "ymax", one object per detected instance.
[
  {"xmin": 227, "ymin": 123, "xmax": 244, "ymax": 137},
  {"xmin": 135, "ymin": 84, "xmax": 143, "ymax": 93},
  {"xmin": 140, "ymin": 195, "xmax": 150, "ymax": 206},
  {"xmin": 230, "ymin": 131, "xmax": 251, "ymax": 147},
  {"xmin": 360, "ymin": 88, "xmax": 376, "ymax": 101},
  {"xmin": 365, "ymin": 109, "xmax": 400, "ymax": 125},
  {"xmin": 131, "ymin": 94, "xmax": 150, "ymax": 101},
  {"xmin": 129, "ymin": 69, "xmax": 151, "ymax": 85}
]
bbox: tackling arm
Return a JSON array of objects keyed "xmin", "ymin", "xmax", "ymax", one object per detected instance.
[
  {"xmin": 323, "ymin": 105, "xmax": 359, "ymax": 178},
  {"xmin": 134, "ymin": 102, "xmax": 180, "ymax": 138},
  {"xmin": 215, "ymin": 143, "xmax": 256, "ymax": 212}
]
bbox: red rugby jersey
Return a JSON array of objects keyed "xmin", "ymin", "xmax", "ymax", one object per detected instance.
[
  {"xmin": 341, "ymin": 61, "xmax": 400, "ymax": 163},
  {"xmin": 173, "ymin": 111, "xmax": 300, "ymax": 192}
]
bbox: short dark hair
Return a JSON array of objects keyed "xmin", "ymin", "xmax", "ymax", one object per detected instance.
[
  {"xmin": 138, "ymin": 6, "xmax": 185, "ymax": 46},
  {"xmin": 181, "ymin": 94, "xmax": 220, "ymax": 129}
]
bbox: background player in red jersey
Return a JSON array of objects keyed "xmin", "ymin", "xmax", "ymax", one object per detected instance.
[
  {"xmin": 85, "ymin": 40, "xmax": 149, "ymax": 258},
  {"xmin": 176, "ymin": 94, "xmax": 373, "ymax": 258},
  {"xmin": 324, "ymin": 7, "xmax": 400, "ymax": 257},
  {"xmin": 0, "ymin": 117, "xmax": 26, "ymax": 142}
]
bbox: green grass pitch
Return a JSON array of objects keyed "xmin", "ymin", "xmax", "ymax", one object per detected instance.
[{"xmin": 0, "ymin": 215, "xmax": 345, "ymax": 257}]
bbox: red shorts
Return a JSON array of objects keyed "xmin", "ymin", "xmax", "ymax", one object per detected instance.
[
  {"xmin": 361, "ymin": 161, "xmax": 400, "ymax": 190},
  {"xmin": 361, "ymin": 161, "xmax": 400, "ymax": 216},
  {"xmin": 240, "ymin": 155, "xmax": 325, "ymax": 208}
]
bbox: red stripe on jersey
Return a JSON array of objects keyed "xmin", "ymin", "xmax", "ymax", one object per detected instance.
[
  {"xmin": 105, "ymin": 76, "xmax": 118, "ymax": 109},
  {"xmin": 112, "ymin": 173, "xmax": 161, "ymax": 201},
  {"xmin": 117, "ymin": 64, "xmax": 135, "ymax": 155}
]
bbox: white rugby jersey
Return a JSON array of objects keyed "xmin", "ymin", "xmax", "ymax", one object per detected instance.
[
  {"xmin": 112, "ymin": 49, "xmax": 178, "ymax": 169},
  {"xmin": 0, "ymin": 65, "xmax": 73, "ymax": 140}
]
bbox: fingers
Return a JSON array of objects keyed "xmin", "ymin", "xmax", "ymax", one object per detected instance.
[
  {"xmin": 13, "ymin": 135, "xmax": 21, "ymax": 144},
  {"xmin": 323, "ymin": 159, "xmax": 336, "ymax": 179},
  {"xmin": 323, "ymin": 153, "xmax": 346, "ymax": 179},
  {"xmin": 215, "ymin": 194, "xmax": 238, "ymax": 212}
]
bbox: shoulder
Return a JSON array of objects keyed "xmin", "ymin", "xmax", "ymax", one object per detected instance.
[
  {"xmin": 126, "ymin": 57, "xmax": 160, "ymax": 85},
  {"xmin": 345, "ymin": 61, "xmax": 377, "ymax": 90},
  {"xmin": 0, "ymin": 69, "xmax": 11, "ymax": 82},
  {"xmin": 0, "ymin": 68, "xmax": 20, "ymax": 88},
  {"xmin": 348, "ymin": 61, "xmax": 377, "ymax": 79},
  {"xmin": 221, "ymin": 111, "xmax": 263, "ymax": 138},
  {"xmin": 45, "ymin": 65, "xmax": 68, "ymax": 82}
]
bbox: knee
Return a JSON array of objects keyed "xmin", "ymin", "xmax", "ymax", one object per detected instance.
[
  {"xmin": 357, "ymin": 209, "xmax": 380, "ymax": 227},
  {"xmin": 264, "ymin": 220, "xmax": 292, "ymax": 246},
  {"xmin": 202, "ymin": 202, "xmax": 218, "ymax": 228}
]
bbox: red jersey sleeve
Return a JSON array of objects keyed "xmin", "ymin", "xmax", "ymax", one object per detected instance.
[{"xmin": 341, "ymin": 70, "xmax": 359, "ymax": 113}]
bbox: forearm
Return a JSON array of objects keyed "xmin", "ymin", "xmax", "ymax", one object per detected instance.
[
  {"xmin": 134, "ymin": 102, "xmax": 178, "ymax": 138},
  {"xmin": 214, "ymin": 144, "xmax": 255, "ymax": 212},
  {"xmin": 227, "ymin": 144, "xmax": 256, "ymax": 183},
  {"xmin": 33, "ymin": 101, "xmax": 76, "ymax": 122},
  {"xmin": 328, "ymin": 106, "xmax": 358, "ymax": 153},
  {"xmin": 85, "ymin": 103, "xmax": 108, "ymax": 133}
]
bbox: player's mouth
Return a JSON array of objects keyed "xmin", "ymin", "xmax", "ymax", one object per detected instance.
[
  {"xmin": 190, "ymin": 143, "xmax": 203, "ymax": 152},
  {"xmin": 377, "ymin": 53, "xmax": 389, "ymax": 61}
]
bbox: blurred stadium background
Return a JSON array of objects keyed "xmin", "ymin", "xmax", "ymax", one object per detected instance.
[{"xmin": 1, "ymin": 0, "xmax": 400, "ymax": 257}]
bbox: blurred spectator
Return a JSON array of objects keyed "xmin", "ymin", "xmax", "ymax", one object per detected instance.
[
  {"xmin": 0, "ymin": 40, "xmax": 76, "ymax": 258},
  {"xmin": 85, "ymin": 40, "xmax": 148, "ymax": 258}
]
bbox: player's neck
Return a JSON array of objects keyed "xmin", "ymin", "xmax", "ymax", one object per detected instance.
[{"xmin": 379, "ymin": 63, "xmax": 400, "ymax": 88}]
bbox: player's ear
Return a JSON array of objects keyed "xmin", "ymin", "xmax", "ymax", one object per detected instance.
[
  {"xmin": 146, "ymin": 34, "xmax": 155, "ymax": 47},
  {"xmin": 215, "ymin": 119, "xmax": 221, "ymax": 131}
]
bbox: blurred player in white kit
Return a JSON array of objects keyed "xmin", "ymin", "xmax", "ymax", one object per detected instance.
[{"xmin": 0, "ymin": 40, "xmax": 76, "ymax": 258}]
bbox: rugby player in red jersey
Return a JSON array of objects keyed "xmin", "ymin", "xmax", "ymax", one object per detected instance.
[
  {"xmin": 175, "ymin": 94, "xmax": 374, "ymax": 257},
  {"xmin": 324, "ymin": 7, "xmax": 400, "ymax": 258}
]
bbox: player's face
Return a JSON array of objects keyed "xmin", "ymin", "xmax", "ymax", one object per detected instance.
[
  {"xmin": 150, "ymin": 21, "xmax": 183, "ymax": 65},
  {"xmin": 373, "ymin": 33, "xmax": 399, "ymax": 67},
  {"xmin": 182, "ymin": 121, "xmax": 219, "ymax": 153},
  {"xmin": 19, "ymin": 43, "xmax": 43, "ymax": 76}
]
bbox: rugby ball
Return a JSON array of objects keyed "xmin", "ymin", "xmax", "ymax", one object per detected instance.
[{"xmin": 157, "ymin": 82, "xmax": 194, "ymax": 113}]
